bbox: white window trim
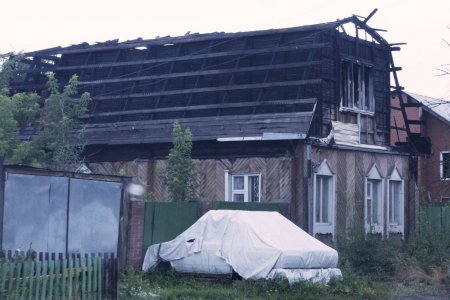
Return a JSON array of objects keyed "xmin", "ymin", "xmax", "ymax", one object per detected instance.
[
  {"xmin": 387, "ymin": 167, "xmax": 405, "ymax": 239},
  {"xmin": 313, "ymin": 160, "xmax": 336, "ymax": 240},
  {"xmin": 440, "ymin": 151, "xmax": 450, "ymax": 180},
  {"xmin": 224, "ymin": 171, "xmax": 261, "ymax": 202},
  {"xmin": 364, "ymin": 164, "xmax": 384, "ymax": 236}
]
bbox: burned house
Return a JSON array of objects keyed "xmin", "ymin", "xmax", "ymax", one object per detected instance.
[{"xmin": 9, "ymin": 13, "xmax": 422, "ymax": 241}]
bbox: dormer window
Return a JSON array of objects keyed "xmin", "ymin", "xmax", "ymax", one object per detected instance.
[{"xmin": 341, "ymin": 61, "xmax": 374, "ymax": 113}]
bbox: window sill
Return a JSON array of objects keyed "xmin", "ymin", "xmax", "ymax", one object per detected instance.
[
  {"xmin": 365, "ymin": 225, "xmax": 383, "ymax": 234},
  {"xmin": 314, "ymin": 223, "xmax": 334, "ymax": 235},
  {"xmin": 339, "ymin": 107, "xmax": 375, "ymax": 116},
  {"xmin": 388, "ymin": 225, "xmax": 404, "ymax": 239}
]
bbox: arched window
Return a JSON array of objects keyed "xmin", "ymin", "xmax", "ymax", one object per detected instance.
[
  {"xmin": 387, "ymin": 167, "xmax": 404, "ymax": 239},
  {"xmin": 313, "ymin": 160, "xmax": 336, "ymax": 239},
  {"xmin": 365, "ymin": 164, "xmax": 384, "ymax": 235}
]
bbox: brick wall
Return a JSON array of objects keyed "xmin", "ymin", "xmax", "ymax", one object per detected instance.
[
  {"xmin": 420, "ymin": 111, "xmax": 450, "ymax": 201},
  {"xmin": 126, "ymin": 200, "xmax": 145, "ymax": 269}
]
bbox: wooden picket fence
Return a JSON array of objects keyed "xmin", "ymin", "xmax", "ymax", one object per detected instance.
[{"xmin": 0, "ymin": 251, "xmax": 118, "ymax": 299}]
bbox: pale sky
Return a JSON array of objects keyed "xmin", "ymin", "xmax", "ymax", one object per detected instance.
[{"xmin": 1, "ymin": 0, "xmax": 449, "ymax": 99}]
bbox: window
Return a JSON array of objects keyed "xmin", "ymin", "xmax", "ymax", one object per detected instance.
[
  {"xmin": 441, "ymin": 151, "xmax": 450, "ymax": 180},
  {"xmin": 225, "ymin": 172, "xmax": 260, "ymax": 202},
  {"xmin": 365, "ymin": 164, "xmax": 384, "ymax": 235},
  {"xmin": 313, "ymin": 160, "xmax": 335, "ymax": 238},
  {"xmin": 341, "ymin": 60, "xmax": 374, "ymax": 112},
  {"xmin": 387, "ymin": 167, "xmax": 404, "ymax": 238}
]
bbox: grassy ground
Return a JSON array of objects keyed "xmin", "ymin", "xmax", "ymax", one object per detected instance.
[{"xmin": 119, "ymin": 269, "xmax": 449, "ymax": 300}]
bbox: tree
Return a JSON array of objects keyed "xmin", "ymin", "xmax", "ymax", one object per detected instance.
[
  {"xmin": 32, "ymin": 73, "xmax": 91, "ymax": 170},
  {"xmin": 0, "ymin": 57, "xmax": 91, "ymax": 170},
  {"xmin": 159, "ymin": 121, "xmax": 198, "ymax": 202}
]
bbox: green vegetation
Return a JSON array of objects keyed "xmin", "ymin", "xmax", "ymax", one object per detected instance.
[
  {"xmin": 158, "ymin": 121, "xmax": 198, "ymax": 202},
  {"xmin": 120, "ymin": 207, "xmax": 450, "ymax": 299},
  {"xmin": 120, "ymin": 269, "xmax": 386, "ymax": 300},
  {"xmin": 0, "ymin": 57, "xmax": 91, "ymax": 171}
]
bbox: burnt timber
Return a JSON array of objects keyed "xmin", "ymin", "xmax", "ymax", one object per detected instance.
[{"xmin": 9, "ymin": 14, "xmax": 410, "ymax": 161}]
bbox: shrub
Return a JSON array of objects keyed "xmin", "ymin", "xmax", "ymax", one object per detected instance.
[{"xmin": 339, "ymin": 232, "xmax": 399, "ymax": 276}]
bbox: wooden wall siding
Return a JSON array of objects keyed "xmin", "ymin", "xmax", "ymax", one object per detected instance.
[
  {"xmin": 310, "ymin": 146, "xmax": 410, "ymax": 241},
  {"xmin": 87, "ymin": 160, "xmax": 150, "ymax": 186},
  {"xmin": 292, "ymin": 144, "xmax": 306, "ymax": 228}
]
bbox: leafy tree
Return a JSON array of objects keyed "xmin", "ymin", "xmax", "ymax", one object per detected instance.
[
  {"xmin": 0, "ymin": 57, "xmax": 91, "ymax": 170},
  {"xmin": 33, "ymin": 73, "xmax": 91, "ymax": 170},
  {"xmin": 159, "ymin": 121, "xmax": 198, "ymax": 202}
]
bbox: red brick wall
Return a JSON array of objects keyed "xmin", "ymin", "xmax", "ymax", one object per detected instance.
[
  {"xmin": 126, "ymin": 200, "xmax": 145, "ymax": 269},
  {"xmin": 419, "ymin": 112, "xmax": 450, "ymax": 201}
]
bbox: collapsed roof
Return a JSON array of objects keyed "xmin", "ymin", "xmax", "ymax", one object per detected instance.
[{"xmin": 9, "ymin": 12, "xmax": 399, "ymax": 147}]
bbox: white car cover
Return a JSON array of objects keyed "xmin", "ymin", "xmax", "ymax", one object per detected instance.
[{"xmin": 143, "ymin": 210, "xmax": 340, "ymax": 280}]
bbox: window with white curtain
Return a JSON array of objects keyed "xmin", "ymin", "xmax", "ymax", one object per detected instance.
[
  {"xmin": 365, "ymin": 164, "xmax": 384, "ymax": 235},
  {"xmin": 387, "ymin": 167, "xmax": 404, "ymax": 239},
  {"xmin": 313, "ymin": 160, "xmax": 335, "ymax": 238}
]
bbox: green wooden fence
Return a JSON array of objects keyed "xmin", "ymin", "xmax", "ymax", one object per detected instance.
[
  {"xmin": 211, "ymin": 201, "xmax": 287, "ymax": 213},
  {"xmin": 143, "ymin": 202, "xmax": 199, "ymax": 255},
  {"xmin": 0, "ymin": 253, "xmax": 116, "ymax": 300},
  {"xmin": 420, "ymin": 204, "xmax": 450, "ymax": 232}
]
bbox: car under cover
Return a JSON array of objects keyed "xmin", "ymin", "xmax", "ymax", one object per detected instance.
[{"xmin": 142, "ymin": 210, "xmax": 341, "ymax": 283}]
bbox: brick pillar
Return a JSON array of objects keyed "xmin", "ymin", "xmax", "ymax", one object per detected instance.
[{"xmin": 126, "ymin": 199, "xmax": 145, "ymax": 269}]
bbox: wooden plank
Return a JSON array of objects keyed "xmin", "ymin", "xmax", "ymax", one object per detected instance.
[
  {"xmin": 85, "ymin": 110, "xmax": 314, "ymax": 129},
  {"xmin": 81, "ymin": 256, "xmax": 86, "ymax": 300},
  {"xmin": 21, "ymin": 261, "xmax": 29, "ymax": 299},
  {"xmin": 61, "ymin": 258, "xmax": 67, "ymax": 299},
  {"xmin": 7, "ymin": 260, "xmax": 14, "ymax": 292},
  {"xmin": 56, "ymin": 43, "xmax": 330, "ymax": 71},
  {"xmin": 68, "ymin": 257, "xmax": 73, "ymax": 300},
  {"xmin": 35, "ymin": 260, "xmax": 41, "ymax": 300},
  {"xmin": 15, "ymin": 261, "xmax": 22, "ymax": 297},
  {"xmin": 79, "ymin": 60, "xmax": 323, "ymax": 86},
  {"xmin": 93, "ymin": 79, "xmax": 322, "ymax": 100},
  {"xmin": 87, "ymin": 98, "xmax": 316, "ymax": 118},
  {"xmin": 47, "ymin": 260, "xmax": 55, "ymax": 300},
  {"xmin": 93, "ymin": 255, "xmax": 98, "ymax": 295},
  {"xmin": 74, "ymin": 256, "xmax": 80, "ymax": 299},
  {"xmin": 41, "ymin": 260, "xmax": 48, "ymax": 300},
  {"xmin": 0, "ymin": 261, "xmax": 7, "ymax": 293},
  {"xmin": 28, "ymin": 260, "xmax": 34, "ymax": 300},
  {"xmin": 87, "ymin": 255, "xmax": 92, "ymax": 294},
  {"xmin": 97, "ymin": 256, "xmax": 102, "ymax": 300}
]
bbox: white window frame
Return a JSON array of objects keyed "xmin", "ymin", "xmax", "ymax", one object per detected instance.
[
  {"xmin": 340, "ymin": 60, "xmax": 375, "ymax": 114},
  {"xmin": 440, "ymin": 151, "xmax": 450, "ymax": 180},
  {"xmin": 313, "ymin": 160, "xmax": 336, "ymax": 239},
  {"xmin": 387, "ymin": 167, "xmax": 405, "ymax": 239},
  {"xmin": 224, "ymin": 171, "xmax": 261, "ymax": 202},
  {"xmin": 364, "ymin": 164, "xmax": 384, "ymax": 235}
]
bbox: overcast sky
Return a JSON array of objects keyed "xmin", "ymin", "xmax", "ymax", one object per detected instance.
[{"xmin": 1, "ymin": 0, "xmax": 449, "ymax": 99}]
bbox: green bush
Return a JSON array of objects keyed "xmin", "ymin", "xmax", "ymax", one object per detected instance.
[
  {"xmin": 403, "ymin": 205, "xmax": 450, "ymax": 271},
  {"xmin": 339, "ymin": 233, "xmax": 399, "ymax": 276}
]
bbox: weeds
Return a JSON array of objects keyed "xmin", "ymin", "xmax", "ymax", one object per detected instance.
[{"xmin": 120, "ymin": 269, "xmax": 383, "ymax": 300}]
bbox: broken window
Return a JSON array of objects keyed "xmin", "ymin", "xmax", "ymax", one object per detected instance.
[
  {"xmin": 341, "ymin": 61, "xmax": 374, "ymax": 112},
  {"xmin": 441, "ymin": 152, "xmax": 450, "ymax": 180},
  {"xmin": 225, "ymin": 173, "xmax": 261, "ymax": 202}
]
